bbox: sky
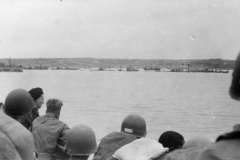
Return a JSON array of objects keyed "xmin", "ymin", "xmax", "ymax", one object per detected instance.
[{"xmin": 0, "ymin": 0, "xmax": 240, "ymax": 59}]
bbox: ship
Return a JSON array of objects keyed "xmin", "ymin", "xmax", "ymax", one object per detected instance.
[
  {"xmin": 118, "ymin": 65, "xmax": 124, "ymax": 71},
  {"xmin": 0, "ymin": 58, "xmax": 23, "ymax": 72},
  {"xmin": 90, "ymin": 66, "xmax": 115, "ymax": 71},
  {"xmin": 24, "ymin": 63, "xmax": 49, "ymax": 70},
  {"xmin": 90, "ymin": 67, "xmax": 105, "ymax": 71},
  {"xmin": 144, "ymin": 65, "xmax": 161, "ymax": 72},
  {"xmin": 126, "ymin": 65, "xmax": 139, "ymax": 71}
]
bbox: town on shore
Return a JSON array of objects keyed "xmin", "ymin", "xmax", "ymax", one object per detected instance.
[{"xmin": 0, "ymin": 58, "xmax": 235, "ymax": 73}]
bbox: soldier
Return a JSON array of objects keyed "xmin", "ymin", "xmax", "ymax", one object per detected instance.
[
  {"xmin": 93, "ymin": 114, "xmax": 147, "ymax": 160},
  {"xmin": 1, "ymin": 89, "xmax": 35, "ymax": 160},
  {"xmin": 65, "ymin": 125, "xmax": 97, "ymax": 160},
  {"xmin": 32, "ymin": 98, "xmax": 69, "ymax": 160},
  {"xmin": 164, "ymin": 53, "xmax": 240, "ymax": 160},
  {"xmin": 19, "ymin": 87, "xmax": 44, "ymax": 131}
]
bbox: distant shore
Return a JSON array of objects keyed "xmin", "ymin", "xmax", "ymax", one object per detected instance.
[{"xmin": 0, "ymin": 58, "xmax": 235, "ymax": 70}]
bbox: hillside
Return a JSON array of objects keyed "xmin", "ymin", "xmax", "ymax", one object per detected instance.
[{"xmin": 0, "ymin": 58, "xmax": 236, "ymax": 70}]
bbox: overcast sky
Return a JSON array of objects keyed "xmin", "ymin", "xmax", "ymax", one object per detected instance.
[{"xmin": 0, "ymin": 0, "xmax": 240, "ymax": 59}]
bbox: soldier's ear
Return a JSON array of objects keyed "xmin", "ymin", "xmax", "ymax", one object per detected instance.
[{"xmin": 229, "ymin": 53, "xmax": 240, "ymax": 101}]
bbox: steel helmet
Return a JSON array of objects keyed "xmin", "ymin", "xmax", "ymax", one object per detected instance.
[
  {"xmin": 65, "ymin": 125, "xmax": 97, "ymax": 156},
  {"xmin": 4, "ymin": 89, "xmax": 34, "ymax": 119},
  {"xmin": 121, "ymin": 114, "xmax": 147, "ymax": 137}
]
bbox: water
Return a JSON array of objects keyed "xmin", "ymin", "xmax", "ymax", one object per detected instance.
[{"xmin": 0, "ymin": 70, "xmax": 240, "ymax": 143}]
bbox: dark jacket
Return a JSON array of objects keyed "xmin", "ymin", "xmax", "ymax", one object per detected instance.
[
  {"xmin": 0, "ymin": 111, "xmax": 35, "ymax": 160},
  {"xmin": 93, "ymin": 132, "xmax": 137, "ymax": 160},
  {"xmin": 19, "ymin": 106, "xmax": 39, "ymax": 131},
  {"xmin": 32, "ymin": 112, "xmax": 69, "ymax": 159}
]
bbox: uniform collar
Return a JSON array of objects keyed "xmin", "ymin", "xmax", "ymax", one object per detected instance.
[{"xmin": 46, "ymin": 112, "xmax": 59, "ymax": 119}]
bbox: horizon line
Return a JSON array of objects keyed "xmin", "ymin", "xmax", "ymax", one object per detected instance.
[{"xmin": 0, "ymin": 57, "xmax": 236, "ymax": 60}]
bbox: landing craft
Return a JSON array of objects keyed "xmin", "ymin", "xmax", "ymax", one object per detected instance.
[
  {"xmin": 90, "ymin": 67, "xmax": 105, "ymax": 71},
  {"xmin": 144, "ymin": 65, "xmax": 161, "ymax": 72},
  {"xmin": 126, "ymin": 65, "xmax": 139, "ymax": 72},
  {"xmin": 118, "ymin": 65, "xmax": 124, "ymax": 71},
  {"xmin": 107, "ymin": 66, "xmax": 115, "ymax": 71},
  {"xmin": 0, "ymin": 58, "xmax": 23, "ymax": 72}
]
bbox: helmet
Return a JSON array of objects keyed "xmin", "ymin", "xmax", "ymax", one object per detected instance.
[
  {"xmin": 65, "ymin": 125, "xmax": 97, "ymax": 156},
  {"xmin": 4, "ymin": 89, "xmax": 34, "ymax": 118},
  {"xmin": 121, "ymin": 114, "xmax": 147, "ymax": 137}
]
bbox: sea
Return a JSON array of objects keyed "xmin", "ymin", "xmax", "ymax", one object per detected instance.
[{"xmin": 0, "ymin": 69, "xmax": 240, "ymax": 146}]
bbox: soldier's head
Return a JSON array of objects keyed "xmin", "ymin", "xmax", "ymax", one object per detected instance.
[
  {"xmin": 46, "ymin": 98, "xmax": 63, "ymax": 118},
  {"xmin": 29, "ymin": 87, "xmax": 44, "ymax": 109},
  {"xmin": 65, "ymin": 125, "xmax": 97, "ymax": 160},
  {"xmin": 4, "ymin": 89, "xmax": 34, "ymax": 120},
  {"xmin": 158, "ymin": 131, "xmax": 185, "ymax": 152},
  {"xmin": 121, "ymin": 114, "xmax": 147, "ymax": 138}
]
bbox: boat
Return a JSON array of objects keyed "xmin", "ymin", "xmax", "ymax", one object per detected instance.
[
  {"xmin": 90, "ymin": 67, "xmax": 105, "ymax": 71},
  {"xmin": 144, "ymin": 65, "xmax": 161, "ymax": 72},
  {"xmin": 221, "ymin": 70, "xmax": 229, "ymax": 73},
  {"xmin": 118, "ymin": 65, "xmax": 124, "ymax": 71},
  {"xmin": 106, "ymin": 66, "xmax": 115, "ymax": 71},
  {"xmin": 126, "ymin": 65, "xmax": 139, "ymax": 71},
  {"xmin": 90, "ymin": 66, "xmax": 115, "ymax": 71},
  {"xmin": 213, "ymin": 69, "xmax": 229, "ymax": 73},
  {"xmin": 49, "ymin": 67, "xmax": 78, "ymax": 70},
  {"xmin": 0, "ymin": 68, "xmax": 23, "ymax": 72},
  {"xmin": 0, "ymin": 58, "xmax": 23, "ymax": 72},
  {"xmin": 23, "ymin": 63, "xmax": 49, "ymax": 70}
]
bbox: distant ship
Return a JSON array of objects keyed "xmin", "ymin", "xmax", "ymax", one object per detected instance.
[
  {"xmin": 170, "ymin": 68, "xmax": 230, "ymax": 73},
  {"xmin": 90, "ymin": 66, "xmax": 115, "ymax": 71},
  {"xmin": 0, "ymin": 58, "xmax": 23, "ymax": 72},
  {"xmin": 90, "ymin": 67, "xmax": 105, "ymax": 71},
  {"xmin": 126, "ymin": 65, "xmax": 139, "ymax": 71},
  {"xmin": 49, "ymin": 67, "xmax": 78, "ymax": 70},
  {"xmin": 0, "ymin": 68, "xmax": 23, "ymax": 72},
  {"xmin": 24, "ymin": 63, "xmax": 49, "ymax": 70},
  {"xmin": 144, "ymin": 65, "xmax": 161, "ymax": 72},
  {"xmin": 221, "ymin": 70, "xmax": 229, "ymax": 73},
  {"xmin": 106, "ymin": 66, "xmax": 115, "ymax": 71},
  {"xmin": 118, "ymin": 65, "xmax": 124, "ymax": 71}
]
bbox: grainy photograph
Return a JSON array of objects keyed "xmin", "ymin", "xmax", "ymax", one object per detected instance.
[{"xmin": 0, "ymin": 0, "xmax": 240, "ymax": 160}]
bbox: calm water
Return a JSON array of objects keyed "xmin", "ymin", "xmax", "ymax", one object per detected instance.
[{"xmin": 0, "ymin": 70, "xmax": 240, "ymax": 143}]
